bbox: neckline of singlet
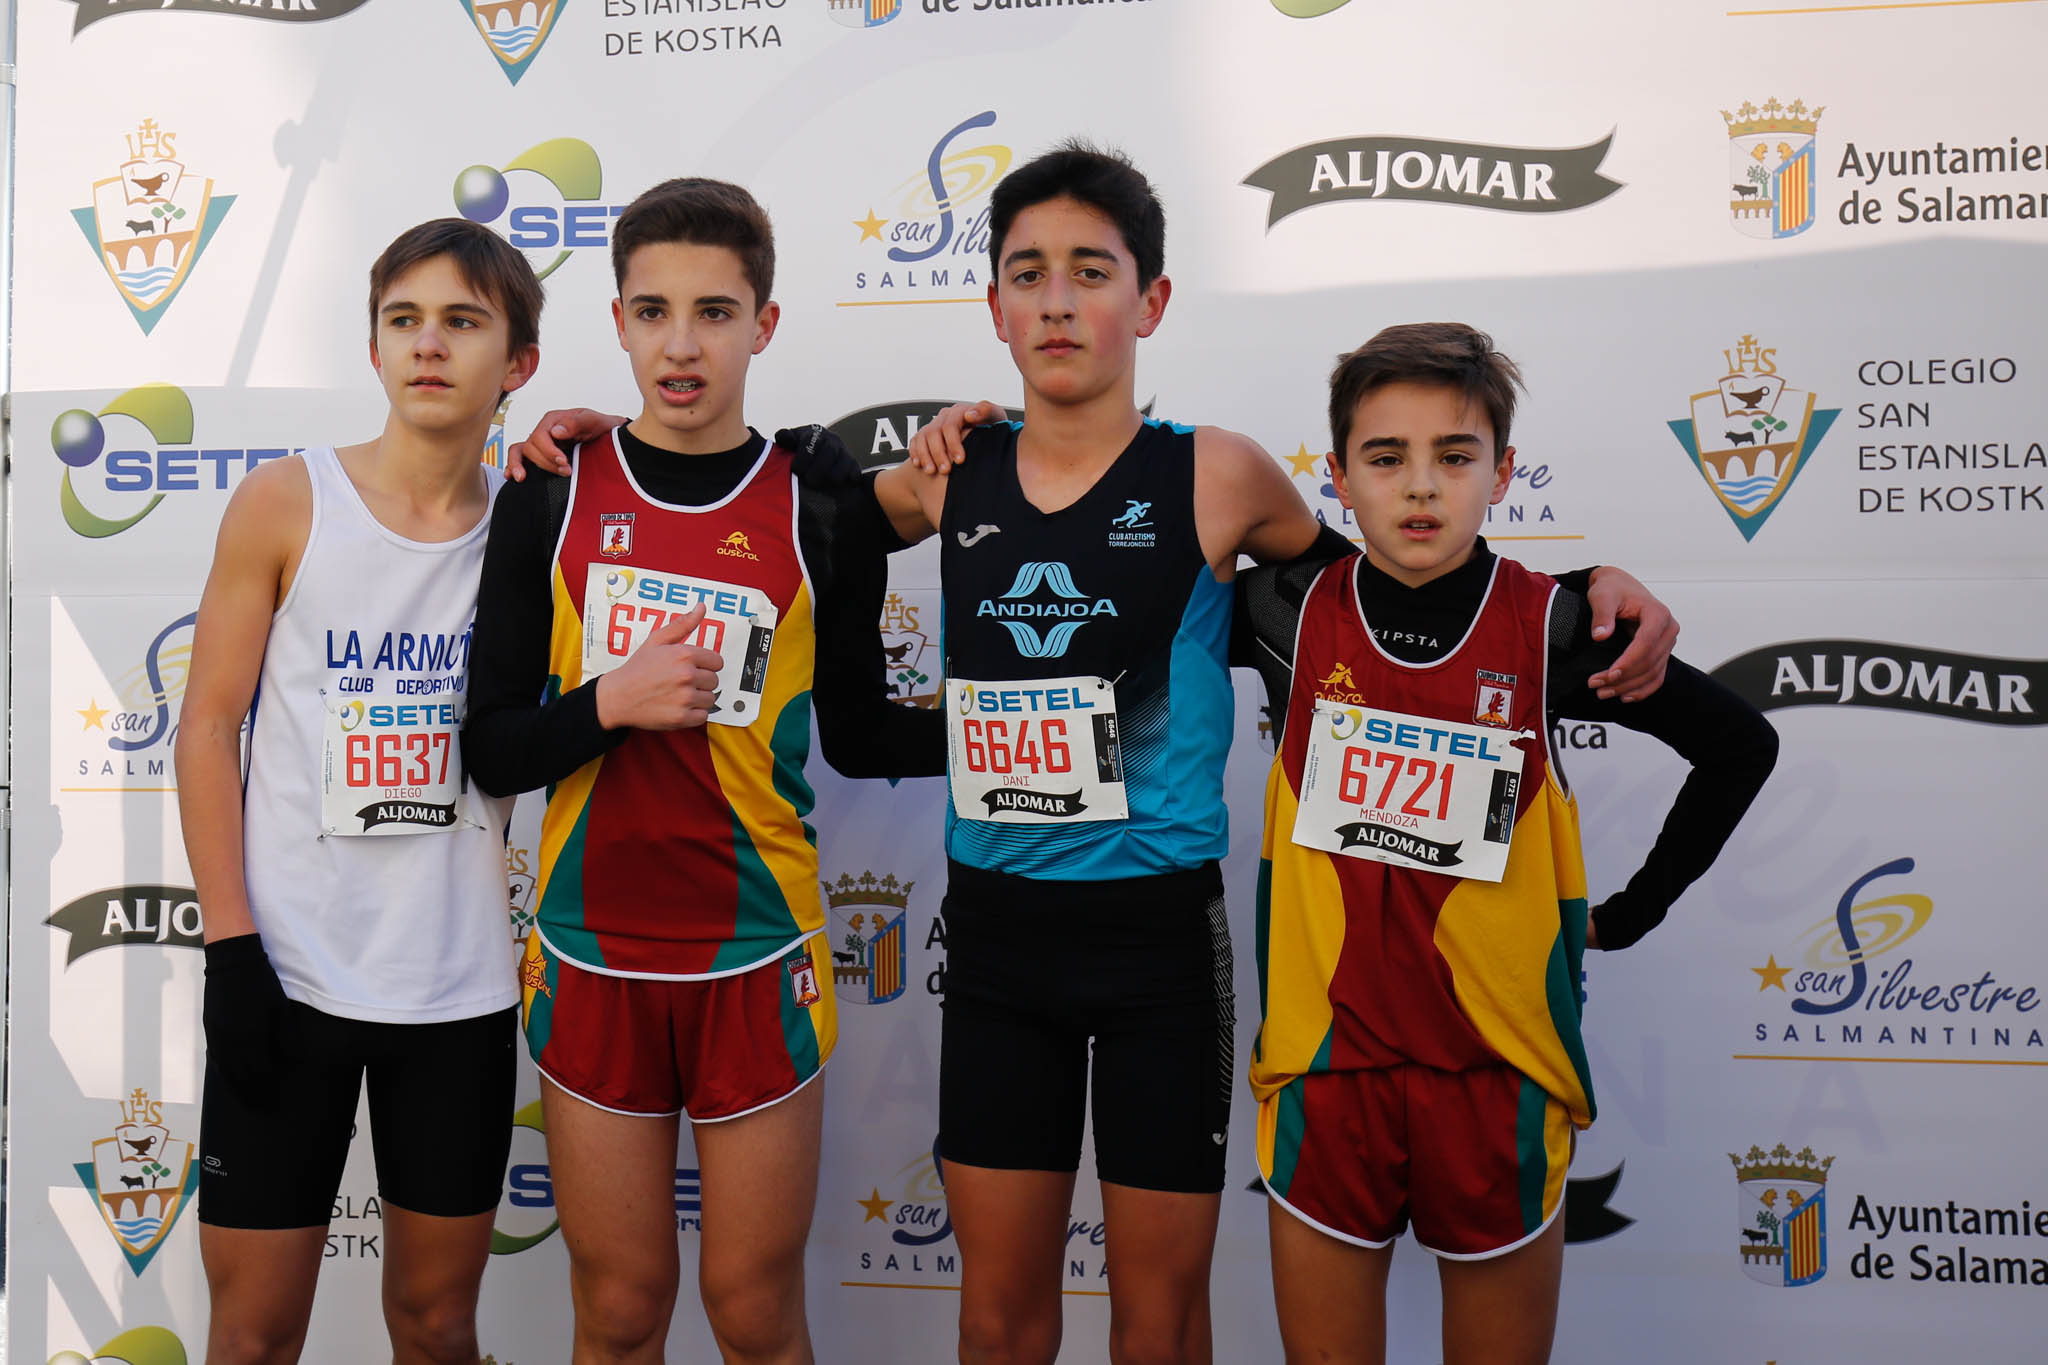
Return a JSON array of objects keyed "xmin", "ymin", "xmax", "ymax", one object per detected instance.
[
  {"xmin": 1001, "ymin": 418, "xmax": 1154, "ymax": 521},
  {"xmin": 608, "ymin": 425, "xmax": 769, "ymax": 513},
  {"xmin": 313, "ymin": 444, "xmax": 497, "ymax": 554}
]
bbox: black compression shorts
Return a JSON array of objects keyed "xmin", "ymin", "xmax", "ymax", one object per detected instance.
[
  {"xmin": 937, "ymin": 860, "xmax": 1235, "ymax": 1194},
  {"xmin": 197, "ymin": 1002, "xmax": 517, "ymax": 1228}
]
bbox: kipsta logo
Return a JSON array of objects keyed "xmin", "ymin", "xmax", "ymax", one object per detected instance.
[
  {"xmin": 460, "ymin": 0, "xmax": 568, "ymax": 84},
  {"xmin": 65, "ymin": 0, "xmax": 372, "ymax": 35},
  {"xmin": 829, "ymin": 0, "xmax": 901, "ymax": 26},
  {"xmin": 826, "ymin": 871, "xmax": 912, "ymax": 1006},
  {"xmin": 977, "ymin": 561, "xmax": 1118, "ymax": 660},
  {"xmin": 1731, "ymin": 1142, "xmax": 1833, "ymax": 1287},
  {"xmin": 61, "ymin": 609, "xmax": 198, "ymax": 789},
  {"xmin": 847, "ymin": 112, "xmax": 1009, "ymax": 303},
  {"xmin": 1712, "ymin": 640, "xmax": 2040, "ymax": 725},
  {"xmin": 1724, "ymin": 97, "xmax": 1822, "ymax": 240},
  {"xmin": 52, "ymin": 386, "xmax": 291, "ymax": 539},
  {"xmin": 1666, "ymin": 334, "xmax": 1838, "ymax": 541},
  {"xmin": 454, "ymin": 138, "xmax": 617, "ymax": 280},
  {"xmin": 1243, "ymin": 133, "xmax": 1622, "ymax": 226},
  {"xmin": 75, "ymin": 1087, "xmax": 199, "ymax": 1276},
  {"xmin": 72, "ymin": 120, "xmax": 235, "ymax": 335},
  {"xmin": 46, "ymin": 1324, "xmax": 190, "ymax": 1365}
]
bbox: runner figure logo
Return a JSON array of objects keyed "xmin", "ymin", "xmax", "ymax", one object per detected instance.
[
  {"xmin": 74, "ymin": 1087, "xmax": 199, "ymax": 1276},
  {"xmin": 459, "ymin": 0, "xmax": 568, "ymax": 85},
  {"xmin": 1723, "ymin": 98, "xmax": 1822, "ymax": 240},
  {"xmin": 1731, "ymin": 1142, "xmax": 1833, "ymax": 1287},
  {"xmin": 71, "ymin": 120, "xmax": 235, "ymax": 336}
]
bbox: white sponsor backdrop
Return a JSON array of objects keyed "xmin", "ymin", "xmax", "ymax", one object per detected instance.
[{"xmin": 9, "ymin": 1, "xmax": 2048, "ymax": 1362}]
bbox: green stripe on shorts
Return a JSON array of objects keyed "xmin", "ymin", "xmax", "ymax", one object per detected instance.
[
  {"xmin": 1514, "ymin": 1073, "xmax": 1551, "ymax": 1235},
  {"xmin": 778, "ymin": 944, "xmax": 822, "ymax": 1081}
]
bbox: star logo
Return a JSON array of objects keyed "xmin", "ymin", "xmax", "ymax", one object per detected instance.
[
  {"xmin": 78, "ymin": 698, "xmax": 110, "ymax": 731},
  {"xmin": 854, "ymin": 208, "xmax": 887, "ymax": 243},
  {"xmin": 1284, "ymin": 444, "xmax": 1325, "ymax": 479},
  {"xmin": 857, "ymin": 1187, "xmax": 895, "ymax": 1222},
  {"xmin": 1751, "ymin": 954, "xmax": 1790, "ymax": 991}
]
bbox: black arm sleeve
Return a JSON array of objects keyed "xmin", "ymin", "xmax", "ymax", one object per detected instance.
[
  {"xmin": 1547, "ymin": 590, "xmax": 1779, "ymax": 950},
  {"xmin": 1232, "ymin": 522, "xmax": 1356, "ymax": 746},
  {"xmin": 801, "ymin": 473, "xmax": 946, "ymax": 781},
  {"xmin": 462, "ymin": 473, "xmax": 628, "ymax": 797}
]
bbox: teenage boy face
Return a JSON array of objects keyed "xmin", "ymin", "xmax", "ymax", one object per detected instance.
[
  {"xmin": 987, "ymin": 195, "xmax": 1167, "ymax": 406},
  {"xmin": 1328, "ymin": 381, "xmax": 1515, "ymax": 589},
  {"xmin": 613, "ymin": 240, "xmax": 778, "ymax": 453},
  {"xmin": 370, "ymin": 255, "xmax": 537, "ymax": 435}
]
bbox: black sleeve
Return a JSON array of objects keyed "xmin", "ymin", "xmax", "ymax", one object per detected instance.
[
  {"xmin": 1554, "ymin": 566, "xmax": 1595, "ymax": 598},
  {"xmin": 1546, "ymin": 590, "xmax": 1779, "ymax": 950},
  {"xmin": 800, "ymin": 472, "xmax": 946, "ymax": 781},
  {"xmin": 462, "ymin": 473, "xmax": 628, "ymax": 797},
  {"xmin": 1232, "ymin": 522, "xmax": 1356, "ymax": 746}
]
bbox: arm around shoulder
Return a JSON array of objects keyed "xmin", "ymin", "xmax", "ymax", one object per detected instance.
[{"xmin": 1193, "ymin": 427, "xmax": 1321, "ymax": 567}]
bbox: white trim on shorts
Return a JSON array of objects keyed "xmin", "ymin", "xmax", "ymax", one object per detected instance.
[
  {"xmin": 689, "ymin": 1061, "xmax": 826, "ymax": 1125},
  {"xmin": 536, "ymin": 1052, "xmax": 829, "ymax": 1124},
  {"xmin": 1414, "ymin": 1138, "xmax": 1574, "ymax": 1263},
  {"xmin": 1262, "ymin": 1173, "xmax": 1398, "ymax": 1251}
]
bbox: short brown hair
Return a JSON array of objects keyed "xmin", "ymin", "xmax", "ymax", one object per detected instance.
[
  {"xmin": 610, "ymin": 178, "xmax": 775, "ymax": 309},
  {"xmin": 367, "ymin": 218, "xmax": 544, "ymax": 356},
  {"xmin": 1329, "ymin": 323, "xmax": 1524, "ymax": 465}
]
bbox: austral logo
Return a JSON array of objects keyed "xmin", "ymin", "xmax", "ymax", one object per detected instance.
[
  {"xmin": 1732, "ymin": 1143, "xmax": 1833, "ymax": 1288},
  {"xmin": 827, "ymin": 871, "xmax": 913, "ymax": 1006},
  {"xmin": 1667, "ymin": 334, "xmax": 1838, "ymax": 541},
  {"xmin": 48, "ymin": 885, "xmax": 205, "ymax": 965},
  {"xmin": 1713, "ymin": 641, "xmax": 2040, "ymax": 725},
  {"xmin": 454, "ymin": 138, "xmax": 618, "ymax": 280},
  {"xmin": 72, "ymin": 120, "xmax": 235, "ymax": 336},
  {"xmin": 51, "ymin": 386, "xmax": 291, "ymax": 538},
  {"xmin": 846, "ymin": 112, "xmax": 1009, "ymax": 304},
  {"xmin": 65, "ymin": 0, "xmax": 372, "ymax": 35},
  {"xmin": 1724, "ymin": 97, "xmax": 1821, "ymax": 240},
  {"xmin": 1243, "ymin": 133, "xmax": 1621, "ymax": 226},
  {"xmin": 977, "ymin": 561, "xmax": 1117, "ymax": 660},
  {"xmin": 460, "ymin": 0, "xmax": 567, "ymax": 84},
  {"xmin": 76, "ymin": 1088, "xmax": 199, "ymax": 1277},
  {"xmin": 1745, "ymin": 858, "xmax": 2043, "ymax": 1061}
]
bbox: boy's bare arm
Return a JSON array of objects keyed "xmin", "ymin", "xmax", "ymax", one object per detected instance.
[
  {"xmin": 174, "ymin": 459, "xmax": 311, "ymax": 944},
  {"xmin": 871, "ymin": 460, "xmax": 945, "ymax": 545},
  {"xmin": 1193, "ymin": 427, "xmax": 1322, "ymax": 572}
]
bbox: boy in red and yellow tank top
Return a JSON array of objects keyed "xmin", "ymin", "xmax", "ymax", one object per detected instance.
[
  {"xmin": 1241, "ymin": 325, "xmax": 1778, "ymax": 1364},
  {"xmin": 463, "ymin": 179, "xmax": 938, "ymax": 1364}
]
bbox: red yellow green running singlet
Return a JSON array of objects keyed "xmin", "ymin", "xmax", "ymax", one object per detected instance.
[{"xmin": 535, "ymin": 431, "xmax": 821, "ymax": 979}]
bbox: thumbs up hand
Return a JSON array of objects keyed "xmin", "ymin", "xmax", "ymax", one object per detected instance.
[{"xmin": 595, "ymin": 603, "xmax": 726, "ymax": 731}]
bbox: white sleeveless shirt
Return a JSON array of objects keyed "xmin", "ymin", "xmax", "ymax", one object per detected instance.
[{"xmin": 241, "ymin": 446, "xmax": 517, "ymax": 1024}]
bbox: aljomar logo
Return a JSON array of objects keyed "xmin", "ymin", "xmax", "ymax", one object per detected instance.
[
  {"xmin": 48, "ymin": 886, "xmax": 204, "ymax": 964},
  {"xmin": 72, "ymin": 120, "xmax": 235, "ymax": 336},
  {"xmin": 1243, "ymin": 134, "xmax": 1622, "ymax": 225},
  {"xmin": 66, "ymin": 0, "xmax": 372, "ymax": 35},
  {"xmin": 1713, "ymin": 641, "xmax": 2040, "ymax": 725}
]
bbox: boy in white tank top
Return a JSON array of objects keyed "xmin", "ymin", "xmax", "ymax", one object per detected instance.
[{"xmin": 175, "ymin": 220, "xmax": 564, "ymax": 1364}]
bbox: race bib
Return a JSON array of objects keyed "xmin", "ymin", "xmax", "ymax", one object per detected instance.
[
  {"xmin": 319, "ymin": 691, "xmax": 475, "ymax": 837},
  {"xmin": 580, "ymin": 564, "xmax": 778, "ymax": 728},
  {"xmin": 1291, "ymin": 701, "xmax": 1526, "ymax": 882},
  {"xmin": 946, "ymin": 676, "xmax": 1128, "ymax": 824}
]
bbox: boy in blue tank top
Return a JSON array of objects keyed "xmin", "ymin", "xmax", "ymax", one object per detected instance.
[{"xmin": 176, "ymin": 220, "xmax": 542, "ymax": 1365}]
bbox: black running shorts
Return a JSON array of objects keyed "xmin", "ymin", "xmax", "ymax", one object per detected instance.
[
  {"xmin": 198, "ymin": 1001, "xmax": 517, "ymax": 1228},
  {"xmin": 937, "ymin": 860, "xmax": 1235, "ymax": 1194}
]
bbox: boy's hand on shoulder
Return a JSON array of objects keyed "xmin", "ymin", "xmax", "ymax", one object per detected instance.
[
  {"xmin": 1584, "ymin": 566, "xmax": 1678, "ymax": 701},
  {"xmin": 506, "ymin": 408, "xmax": 626, "ymax": 482},
  {"xmin": 906, "ymin": 400, "xmax": 1007, "ymax": 474},
  {"xmin": 594, "ymin": 604, "xmax": 724, "ymax": 731},
  {"xmin": 776, "ymin": 425, "xmax": 862, "ymax": 488}
]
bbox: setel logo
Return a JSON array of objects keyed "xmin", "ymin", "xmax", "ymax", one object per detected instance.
[
  {"xmin": 46, "ymin": 1325, "xmax": 190, "ymax": 1365},
  {"xmin": 52, "ymin": 387, "xmax": 292, "ymax": 539},
  {"xmin": 71, "ymin": 119, "xmax": 236, "ymax": 336},
  {"xmin": 847, "ymin": 112, "xmax": 1009, "ymax": 304},
  {"xmin": 495, "ymin": 1099, "xmax": 705, "ymax": 1253},
  {"xmin": 454, "ymin": 138, "xmax": 620, "ymax": 280},
  {"xmin": 459, "ymin": 0, "xmax": 568, "ymax": 84},
  {"xmin": 977, "ymin": 561, "xmax": 1117, "ymax": 660}
]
